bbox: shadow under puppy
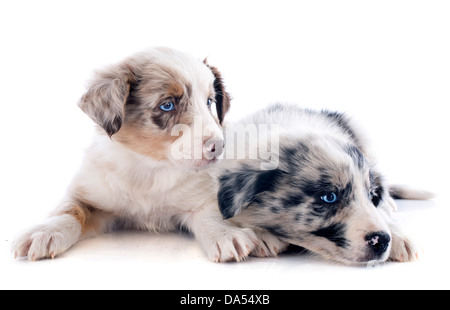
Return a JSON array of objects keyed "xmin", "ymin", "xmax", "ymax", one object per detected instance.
[
  {"xmin": 12, "ymin": 47, "xmax": 260, "ymax": 262},
  {"xmin": 216, "ymin": 103, "xmax": 433, "ymax": 264}
]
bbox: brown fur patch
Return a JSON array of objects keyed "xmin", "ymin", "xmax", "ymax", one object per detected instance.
[
  {"xmin": 64, "ymin": 205, "xmax": 88, "ymax": 231},
  {"xmin": 114, "ymin": 123, "xmax": 177, "ymax": 160},
  {"xmin": 167, "ymin": 81, "xmax": 184, "ymax": 98},
  {"xmin": 59, "ymin": 202, "xmax": 112, "ymax": 236}
]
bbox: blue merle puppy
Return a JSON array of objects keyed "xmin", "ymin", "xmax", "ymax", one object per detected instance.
[{"xmin": 216, "ymin": 104, "xmax": 432, "ymax": 264}]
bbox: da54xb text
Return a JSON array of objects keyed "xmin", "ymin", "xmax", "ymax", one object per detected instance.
[{"xmin": 180, "ymin": 294, "xmax": 270, "ymax": 306}]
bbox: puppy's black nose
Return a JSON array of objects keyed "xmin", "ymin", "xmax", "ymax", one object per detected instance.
[{"xmin": 365, "ymin": 231, "xmax": 391, "ymax": 257}]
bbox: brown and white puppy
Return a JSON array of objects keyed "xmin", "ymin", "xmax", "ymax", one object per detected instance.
[{"xmin": 12, "ymin": 47, "xmax": 259, "ymax": 262}]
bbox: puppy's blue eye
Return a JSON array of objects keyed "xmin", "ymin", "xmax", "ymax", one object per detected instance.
[
  {"xmin": 160, "ymin": 101, "xmax": 175, "ymax": 112},
  {"xmin": 207, "ymin": 98, "xmax": 213, "ymax": 107},
  {"xmin": 320, "ymin": 192, "xmax": 338, "ymax": 203}
]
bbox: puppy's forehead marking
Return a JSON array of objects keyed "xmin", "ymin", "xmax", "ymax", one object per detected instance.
[
  {"xmin": 140, "ymin": 53, "xmax": 213, "ymax": 98},
  {"xmin": 343, "ymin": 144, "xmax": 366, "ymax": 169},
  {"xmin": 167, "ymin": 81, "xmax": 185, "ymax": 98},
  {"xmin": 167, "ymin": 58, "xmax": 214, "ymax": 96}
]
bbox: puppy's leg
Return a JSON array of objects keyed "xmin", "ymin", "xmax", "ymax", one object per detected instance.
[
  {"xmin": 380, "ymin": 187, "xmax": 429, "ymax": 262},
  {"xmin": 378, "ymin": 201, "xmax": 420, "ymax": 262},
  {"xmin": 250, "ymin": 229, "xmax": 289, "ymax": 258},
  {"xmin": 12, "ymin": 200, "xmax": 113, "ymax": 261},
  {"xmin": 185, "ymin": 207, "xmax": 259, "ymax": 262},
  {"xmin": 388, "ymin": 224, "xmax": 421, "ymax": 262}
]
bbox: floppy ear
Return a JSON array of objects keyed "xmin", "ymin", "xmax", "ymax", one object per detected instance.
[
  {"xmin": 78, "ymin": 60, "xmax": 140, "ymax": 137},
  {"xmin": 217, "ymin": 168, "xmax": 282, "ymax": 219},
  {"xmin": 204, "ymin": 60, "xmax": 231, "ymax": 125}
]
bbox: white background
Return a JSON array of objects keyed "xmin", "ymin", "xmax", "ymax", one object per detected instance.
[{"xmin": 1, "ymin": 0, "xmax": 449, "ymax": 289}]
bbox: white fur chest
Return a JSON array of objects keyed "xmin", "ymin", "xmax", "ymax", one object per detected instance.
[{"xmin": 70, "ymin": 135, "xmax": 215, "ymax": 230}]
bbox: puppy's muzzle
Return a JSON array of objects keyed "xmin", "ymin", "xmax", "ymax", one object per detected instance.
[{"xmin": 204, "ymin": 138, "xmax": 225, "ymax": 160}]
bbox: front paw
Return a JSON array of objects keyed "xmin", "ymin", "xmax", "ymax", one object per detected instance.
[
  {"xmin": 251, "ymin": 229, "xmax": 289, "ymax": 257},
  {"xmin": 200, "ymin": 227, "xmax": 258, "ymax": 263},
  {"xmin": 12, "ymin": 215, "xmax": 81, "ymax": 261},
  {"xmin": 388, "ymin": 230, "xmax": 421, "ymax": 262}
]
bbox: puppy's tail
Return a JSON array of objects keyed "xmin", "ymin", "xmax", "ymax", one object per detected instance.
[{"xmin": 389, "ymin": 184, "xmax": 435, "ymax": 200}]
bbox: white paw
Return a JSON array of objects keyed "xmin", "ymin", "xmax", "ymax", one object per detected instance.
[
  {"xmin": 251, "ymin": 229, "xmax": 289, "ymax": 257},
  {"xmin": 389, "ymin": 230, "xmax": 421, "ymax": 262},
  {"xmin": 12, "ymin": 215, "xmax": 81, "ymax": 261},
  {"xmin": 200, "ymin": 226, "xmax": 258, "ymax": 262}
]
